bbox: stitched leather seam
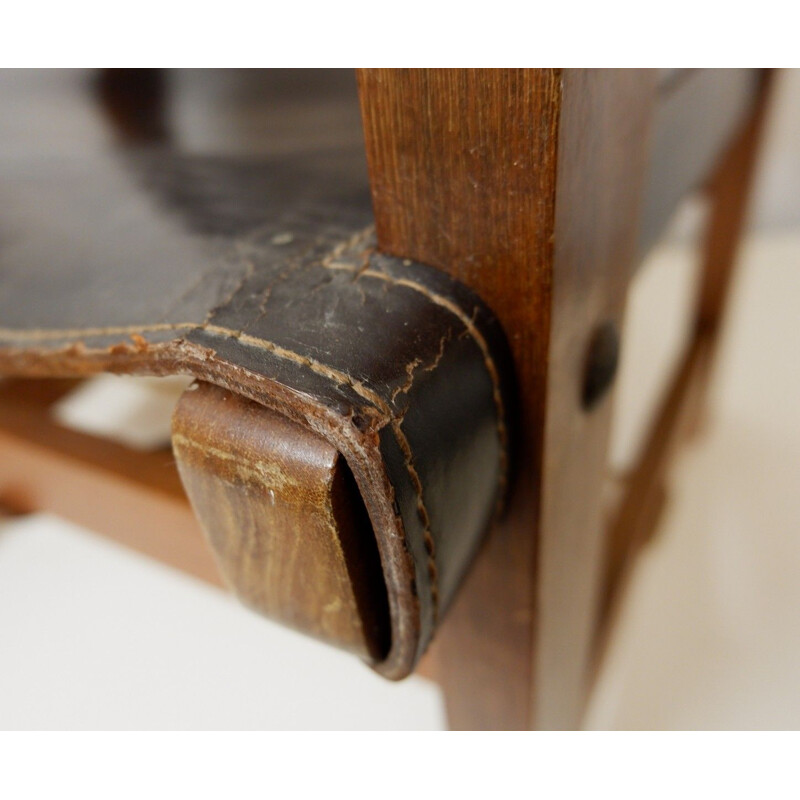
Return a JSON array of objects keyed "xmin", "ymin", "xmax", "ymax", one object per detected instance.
[
  {"xmin": 205, "ymin": 326, "xmax": 390, "ymax": 413},
  {"xmin": 0, "ymin": 272, "xmax": 507, "ymax": 501},
  {"xmin": 0, "ymin": 316, "xmax": 442, "ymax": 623},
  {"xmin": 391, "ymin": 418, "xmax": 439, "ymax": 610},
  {"xmin": 0, "ymin": 319, "xmax": 442, "ymax": 620},
  {"xmin": 323, "ymin": 263, "xmax": 509, "ymax": 509},
  {"xmin": 0, "ymin": 321, "xmax": 391, "ymax": 419},
  {"xmin": 0, "ymin": 234, "xmax": 508, "ymax": 628},
  {"xmin": 0, "ymin": 323, "xmax": 197, "ymax": 342},
  {"xmin": 323, "ymin": 225, "xmax": 376, "ymax": 263}
]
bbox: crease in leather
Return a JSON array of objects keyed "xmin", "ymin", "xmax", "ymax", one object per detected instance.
[{"xmin": 0, "ymin": 228, "xmax": 511, "ymax": 679}]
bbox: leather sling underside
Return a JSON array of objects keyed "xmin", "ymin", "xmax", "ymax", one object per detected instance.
[{"xmin": 0, "ymin": 71, "xmax": 512, "ymax": 677}]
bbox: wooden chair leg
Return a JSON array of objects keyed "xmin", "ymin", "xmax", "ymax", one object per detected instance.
[
  {"xmin": 358, "ymin": 69, "xmax": 656, "ymax": 729},
  {"xmin": 359, "ymin": 69, "xmax": 772, "ymax": 730}
]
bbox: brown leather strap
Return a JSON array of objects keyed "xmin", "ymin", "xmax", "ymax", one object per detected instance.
[
  {"xmin": 172, "ymin": 382, "xmax": 392, "ymax": 662},
  {"xmin": 0, "ymin": 70, "xmax": 513, "ymax": 678},
  {"xmin": 0, "ymin": 226, "xmax": 512, "ymax": 679}
]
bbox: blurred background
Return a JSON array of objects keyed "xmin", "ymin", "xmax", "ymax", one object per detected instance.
[{"xmin": 0, "ymin": 69, "xmax": 798, "ymax": 729}]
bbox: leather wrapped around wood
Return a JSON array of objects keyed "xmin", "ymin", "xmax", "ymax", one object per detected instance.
[{"xmin": 0, "ymin": 71, "xmax": 512, "ymax": 677}]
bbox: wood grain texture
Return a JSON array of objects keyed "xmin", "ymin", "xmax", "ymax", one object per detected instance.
[
  {"xmin": 172, "ymin": 381, "xmax": 390, "ymax": 661},
  {"xmin": 359, "ymin": 69, "xmax": 657, "ymax": 728},
  {"xmin": 537, "ymin": 70, "xmax": 657, "ymax": 729},
  {"xmin": 360, "ymin": 68, "xmax": 560, "ymax": 729}
]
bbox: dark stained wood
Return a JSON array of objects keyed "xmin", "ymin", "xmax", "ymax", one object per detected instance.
[
  {"xmin": 358, "ymin": 69, "xmax": 657, "ymax": 729},
  {"xmin": 535, "ymin": 71, "xmax": 657, "ymax": 730},
  {"xmin": 0, "ymin": 378, "xmax": 221, "ymax": 586},
  {"xmin": 359, "ymin": 68, "xmax": 561, "ymax": 729},
  {"xmin": 172, "ymin": 381, "xmax": 391, "ymax": 662}
]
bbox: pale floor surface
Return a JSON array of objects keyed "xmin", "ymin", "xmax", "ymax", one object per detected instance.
[
  {"xmin": 0, "ymin": 514, "xmax": 446, "ymax": 730},
  {"xmin": 0, "ymin": 230, "xmax": 797, "ymax": 729},
  {"xmin": 586, "ymin": 230, "xmax": 800, "ymax": 729}
]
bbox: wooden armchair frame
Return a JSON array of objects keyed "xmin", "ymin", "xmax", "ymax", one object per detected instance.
[{"xmin": 0, "ymin": 69, "xmax": 772, "ymax": 729}]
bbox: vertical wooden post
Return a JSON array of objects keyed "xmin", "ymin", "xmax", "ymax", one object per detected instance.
[{"xmin": 358, "ymin": 69, "xmax": 656, "ymax": 728}]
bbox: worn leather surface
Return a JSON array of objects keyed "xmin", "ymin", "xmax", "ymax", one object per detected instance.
[{"xmin": 0, "ymin": 70, "xmax": 512, "ymax": 677}]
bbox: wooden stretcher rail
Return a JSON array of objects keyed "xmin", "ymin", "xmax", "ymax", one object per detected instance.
[
  {"xmin": 0, "ymin": 379, "xmax": 222, "ymax": 587},
  {"xmin": 0, "ymin": 376, "xmax": 441, "ymax": 679}
]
